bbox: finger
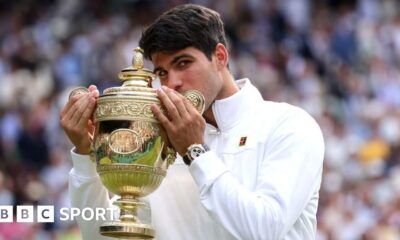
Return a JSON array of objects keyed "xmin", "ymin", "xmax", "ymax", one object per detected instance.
[
  {"xmin": 76, "ymin": 99, "xmax": 94, "ymax": 133},
  {"xmin": 64, "ymin": 93, "xmax": 90, "ymax": 122},
  {"xmin": 62, "ymin": 86, "xmax": 91, "ymax": 117},
  {"xmin": 69, "ymin": 93, "xmax": 94, "ymax": 125},
  {"xmin": 77, "ymin": 94, "xmax": 96, "ymax": 128},
  {"xmin": 180, "ymin": 94, "xmax": 198, "ymax": 116},
  {"xmin": 181, "ymin": 96, "xmax": 203, "ymax": 130},
  {"xmin": 88, "ymin": 85, "xmax": 100, "ymax": 98},
  {"xmin": 77, "ymin": 104, "xmax": 95, "ymax": 139},
  {"xmin": 178, "ymin": 94, "xmax": 199, "ymax": 124},
  {"xmin": 151, "ymin": 104, "xmax": 172, "ymax": 129},
  {"xmin": 165, "ymin": 88, "xmax": 190, "ymax": 119},
  {"xmin": 88, "ymin": 85, "xmax": 97, "ymax": 92},
  {"xmin": 157, "ymin": 87, "xmax": 181, "ymax": 120},
  {"xmin": 60, "ymin": 92, "xmax": 86, "ymax": 119},
  {"xmin": 88, "ymin": 119, "xmax": 95, "ymax": 135}
]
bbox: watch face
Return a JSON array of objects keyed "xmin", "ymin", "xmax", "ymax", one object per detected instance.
[{"xmin": 189, "ymin": 146, "xmax": 205, "ymax": 159}]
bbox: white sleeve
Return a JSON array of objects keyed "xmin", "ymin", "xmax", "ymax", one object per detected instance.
[
  {"xmin": 189, "ymin": 109, "xmax": 324, "ymax": 239},
  {"xmin": 69, "ymin": 149, "xmax": 116, "ymax": 240}
]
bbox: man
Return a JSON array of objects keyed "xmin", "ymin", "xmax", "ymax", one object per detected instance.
[{"xmin": 61, "ymin": 4, "xmax": 324, "ymax": 240}]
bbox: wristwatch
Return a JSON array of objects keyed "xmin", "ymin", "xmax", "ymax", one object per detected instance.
[{"xmin": 183, "ymin": 143, "xmax": 209, "ymax": 166}]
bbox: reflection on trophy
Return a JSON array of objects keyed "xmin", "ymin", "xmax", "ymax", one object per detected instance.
[{"xmin": 89, "ymin": 47, "xmax": 205, "ymax": 239}]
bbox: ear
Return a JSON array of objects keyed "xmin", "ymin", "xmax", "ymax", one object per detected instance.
[{"xmin": 214, "ymin": 43, "xmax": 228, "ymax": 70}]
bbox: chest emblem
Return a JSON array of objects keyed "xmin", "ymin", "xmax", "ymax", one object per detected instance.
[{"xmin": 239, "ymin": 136, "xmax": 247, "ymax": 147}]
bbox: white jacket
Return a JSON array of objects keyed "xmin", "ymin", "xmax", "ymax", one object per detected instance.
[{"xmin": 69, "ymin": 79, "xmax": 325, "ymax": 240}]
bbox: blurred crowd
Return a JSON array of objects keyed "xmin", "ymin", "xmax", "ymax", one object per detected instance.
[{"xmin": 0, "ymin": 0, "xmax": 400, "ymax": 239}]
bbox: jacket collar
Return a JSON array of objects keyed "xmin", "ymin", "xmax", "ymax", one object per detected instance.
[{"xmin": 211, "ymin": 78, "xmax": 263, "ymax": 132}]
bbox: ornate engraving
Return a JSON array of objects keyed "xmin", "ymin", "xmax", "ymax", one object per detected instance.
[
  {"xmin": 183, "ymin": 90, "xmax": 205, "ymax": 114},
  {"xmin": 94, "ymin": 100, "xmax": 161, "ymax": 122},
  {"xmin": 143, "ymin": 105, "xmax": 154, "ymax": 118},
  {"xmin": 109, "ymin": 129, "xmax": 141, "ymax": 154},
  {"xmin": 130, "ymin": 121, "xmax": 158, "ymax": 145},
  {"xmin": 97, "ymin": 164, "xmax": 166, "ymax": 177}
]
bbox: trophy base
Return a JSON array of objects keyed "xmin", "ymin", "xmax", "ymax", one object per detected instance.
[{"xmin": 100, "ymin": 221, "xmax": 155, "ymax": 239}]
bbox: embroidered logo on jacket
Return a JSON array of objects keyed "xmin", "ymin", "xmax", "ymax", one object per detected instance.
[{"xmin": 239, "ymin": 136, "xmax": 247, "ymax": 147}]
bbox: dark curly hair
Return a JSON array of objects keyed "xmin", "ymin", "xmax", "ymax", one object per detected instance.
[{"xmin": 139, "ymin": 4, "xmax": 227, "ymax": 61}]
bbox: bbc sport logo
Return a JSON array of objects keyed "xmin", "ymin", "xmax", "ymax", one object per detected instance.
[{"xmin": 0, "ymin": 205, "xmax": 116, "ymax": 222}]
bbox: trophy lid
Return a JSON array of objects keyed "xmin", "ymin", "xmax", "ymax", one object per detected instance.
[
  {"xmin": 103, "ymin": 47, "xmax": 156, "ymax": 95},
  {"xmin": 94, "ymin": 47, "xmax": 205, "ymax": 123},
  {"xmin": 119, "ymin": 47, "xmax": 155, "ymax": 85}
]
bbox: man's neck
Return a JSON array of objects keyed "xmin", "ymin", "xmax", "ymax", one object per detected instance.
[
  {"xmin": 203, "ymin": 108, "xmax": 217, "ymax": 128},
  {"xmin": 203, "ymin": 73, "xmax": 239, "ymax": 128}
]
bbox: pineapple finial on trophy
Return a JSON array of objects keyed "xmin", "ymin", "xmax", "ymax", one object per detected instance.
[
  {"xmin": 132, "ymin": 47, "xmax": 144, "ymax": 70},
  {"xmin": 118, "ymin": 47, "xmax": 154, "ymax": 87}
]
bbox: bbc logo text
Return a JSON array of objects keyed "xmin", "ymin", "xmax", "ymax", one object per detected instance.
[{"xmin": 0, "ymin": 205, "xmax": 116, "ymax": 222}]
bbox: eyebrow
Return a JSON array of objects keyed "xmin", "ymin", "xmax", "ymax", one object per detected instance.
[
  {"xmin": 171, "ymin": 53, "xmax": 194, "ymax": 65},
  {"xmin": 153, "ymin": 53, "xmax": 194, "ymax": 73}
]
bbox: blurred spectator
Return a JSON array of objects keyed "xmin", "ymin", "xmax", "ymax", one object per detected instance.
[{"xmin": 0, "ymin": 171, "xmax": 14, "ymax": 205}]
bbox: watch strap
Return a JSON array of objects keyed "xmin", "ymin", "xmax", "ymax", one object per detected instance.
[{"xmin": 182, "ymin": 154, "xmax": 192, "ymax": 166}]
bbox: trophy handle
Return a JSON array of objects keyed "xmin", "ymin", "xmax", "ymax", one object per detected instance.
[
  {"xmin": 159, "ymin": 128, "xmax": 176, "ymax": 166},
  {"xmin": 164, "ymin": 146, "xmax": 176, "ymax": 167},
  {"xmin": 89, "ymin": 139, "xmax": 96, "ymax": 162},
  {"xmin": 183, "ymin": 90, "xmax": 205, "ymax": 114}
]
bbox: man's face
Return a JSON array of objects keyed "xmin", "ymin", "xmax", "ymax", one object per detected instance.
[{"xmin": 151, "ymin": 47, "xmax": 223, "ymax": 111}]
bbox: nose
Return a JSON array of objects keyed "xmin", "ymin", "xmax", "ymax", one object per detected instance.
[{"xmin": 165, "ymin": 72, "xmax": 183, "ymax": 91}]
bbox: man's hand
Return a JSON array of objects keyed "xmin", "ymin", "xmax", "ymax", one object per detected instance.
[
  {"xmin": 60, "ymin": 85, "xmax": 99, "ymax": 155},
  {"xmin": 151, "ymin": 86, "xmax": 206, "ymax": 156}
]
